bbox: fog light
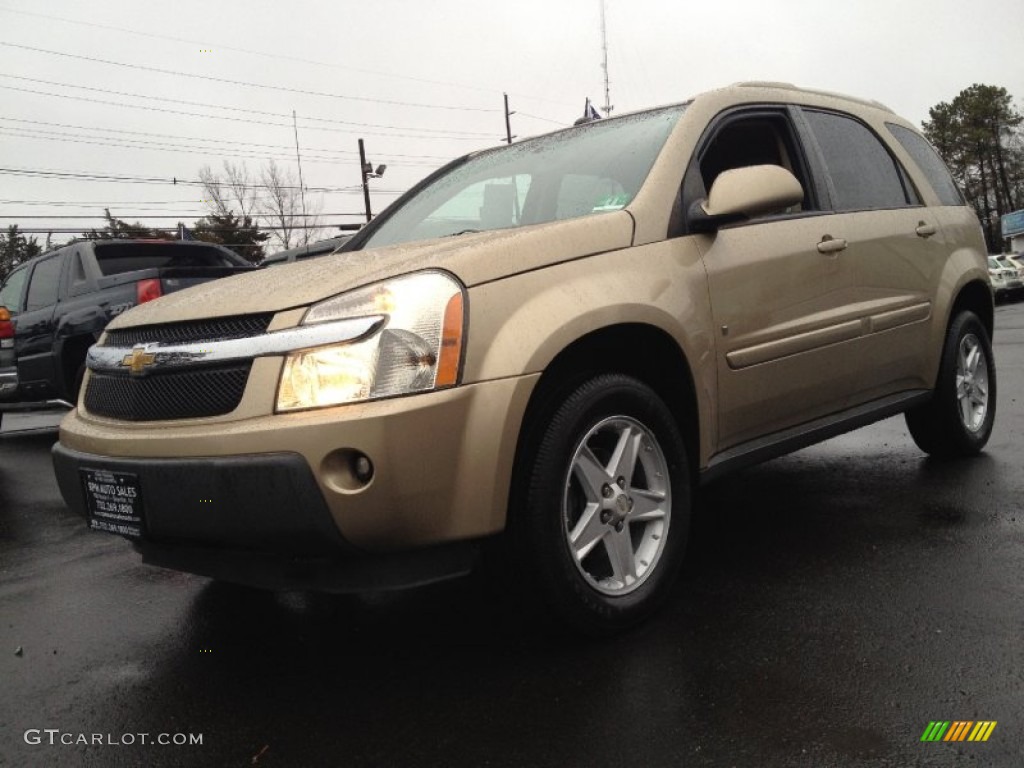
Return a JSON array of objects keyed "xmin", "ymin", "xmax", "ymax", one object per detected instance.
[
  {"xmin": 353, "ymin": 454, "xmax": 374, "ymax": 484},
  {"xmin": 321, "ymin": 449, "xmax": 375, "ymax": 493}
]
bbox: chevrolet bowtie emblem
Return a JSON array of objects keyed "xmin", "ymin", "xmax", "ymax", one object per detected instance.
[{"xmin": 121, "ymin": 346, "xmax": 157, "ymax": 375}]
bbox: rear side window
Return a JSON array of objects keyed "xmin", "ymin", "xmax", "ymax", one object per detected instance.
[
  {"xmin": 93, "ymin": 243, "xmax": 242, "ymax": 275},
  {"xmin": 25, "ymin": 255, "xmax": 64, "ymax": 311},
  {"xmin": 804, "ymin": 110, "xmax": 910, "ymax": 211},
  {"xmin": 886, "ymin": 123, "xmax": 964, "ymax": 206},
  {"xmin": 0, "ymin": 266, "xmax": 29, "ymax": 312}
]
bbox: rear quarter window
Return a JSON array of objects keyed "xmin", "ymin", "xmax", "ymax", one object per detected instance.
[{"xmin": 886, "ymin": 123, "xmax": 965, "ymax": 206}]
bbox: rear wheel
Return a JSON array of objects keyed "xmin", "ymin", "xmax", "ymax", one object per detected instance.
[
  {"xmin": 512, "ymin": 374, "xmax": 691, "ymax": 635},
  {"xmin": 905, "ymin": 310, "xmax": 996, "ymax": 456}
]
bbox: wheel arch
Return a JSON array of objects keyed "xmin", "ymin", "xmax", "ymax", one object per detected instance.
[
  {"xmin": 507, "ymin": 323, "xmax": 701, "ymax": 520},
  {"xmin": 948, "ymin": 279, "xmax": 994, "ymax": 341},
  {"xmin": 57, "ymin": 333, "xmax": 97, "ymax": 403}
]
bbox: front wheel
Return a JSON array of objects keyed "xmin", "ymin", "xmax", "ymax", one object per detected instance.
[
  {"xmin": 905, "ymin": 310, "xmax": 996, "ymax": 457},
  {"xmin": 512, "ymin": 374, "xmax": 691, "ymax": 635}
]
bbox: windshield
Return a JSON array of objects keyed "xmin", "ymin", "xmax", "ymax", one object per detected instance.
[{"xmin": 360, "ymin": 105, "xmax": 686, "ymax": 249}]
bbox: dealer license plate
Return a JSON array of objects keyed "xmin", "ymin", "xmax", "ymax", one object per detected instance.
[{"xmin": 81, "ymin": 469, "xmax": 144, "ymax": 538}]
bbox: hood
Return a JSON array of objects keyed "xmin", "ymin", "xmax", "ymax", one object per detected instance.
[{"xmin": 108, "ymin": 211, "xmax": 635, "ymax": 328}]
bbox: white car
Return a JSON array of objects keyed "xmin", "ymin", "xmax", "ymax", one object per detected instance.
[
  {"xmin": 1004, "ymin": 253, "xmax": 1024, "ymax": 279},
  {"xmin": 988, "ymin": 256, "xmax": 1021, "ymax": 300}
]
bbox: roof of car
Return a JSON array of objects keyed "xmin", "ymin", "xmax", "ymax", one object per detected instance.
[
  {"xmin": 729, "ymin": 81, "xmax": 895, "ymax": 113},
  {"xmin": 11, "ymin": 237, "xmax": 237, "ymax": 269},
  {"xmin": 463, "ymin": 82, "xmax": 897, "ymax": 164}
]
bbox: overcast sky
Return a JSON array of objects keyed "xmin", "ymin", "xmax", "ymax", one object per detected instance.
[{"xmin": 1, "ymin": 0, "xmax": 1021, "ymax": 249}]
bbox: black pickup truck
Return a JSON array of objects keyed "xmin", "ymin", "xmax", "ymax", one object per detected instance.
[{"xmin": 0, "ymin": 239, "xmax": 254, "ymax": 425}]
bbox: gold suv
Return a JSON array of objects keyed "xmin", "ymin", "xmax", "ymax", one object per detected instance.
[{"xmin": 53, "ymin": 83, "xmax": 994, "ymax": 633}]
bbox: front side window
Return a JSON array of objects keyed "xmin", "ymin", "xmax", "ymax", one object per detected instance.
[
  {"xmin": 697, "ymin": 112, "xmax": 814, "ymax": 213},
  {"xmin": 0, "ymin": 266, "xmax": 29, "ymax": 313},
  {"xmin": 803, "ymin": 110, "xmax": 910, "ymax": 211},
  {"xmin": 24, "ymin": 255, "xmax": 63, "ymax": 311},
  {"xmin": 360, "ymin": 105, "xmax": 686, "ymax": 249}
]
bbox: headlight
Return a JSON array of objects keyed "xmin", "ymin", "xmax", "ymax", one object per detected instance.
[{"xmin": 276, "ymin": 271, "xmax": 465, "ymax": 411}]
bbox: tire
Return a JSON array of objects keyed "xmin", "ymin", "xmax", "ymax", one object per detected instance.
[
  {"xmin": 512, "ymin": 373, "xmax": 691, "ymax": 635},
  {"xmin": 905, "ymin": 310, "xmax": 996, "ymax": 457}
]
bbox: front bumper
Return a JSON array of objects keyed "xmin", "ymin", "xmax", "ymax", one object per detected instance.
[
  {"xmin": 56, "ymin": 374, "xmax": 537, "ymax": 551},
  {"xmin": 52, "ymin": 445, "xmax": 343, "ymax": 552},
  {"xmin": 52, "ymin": 444, "xmax": 482, "ymax": 591}
]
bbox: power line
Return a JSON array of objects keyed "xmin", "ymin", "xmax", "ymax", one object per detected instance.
[
  {"xmin": 13, "ymin": 224, "xmax": 348, "ymax": 233},
  {"xmin": 0, "ymin": 166, "xmax": 346, "ymax": 192},
  {"xmin": 0, "ymin": 6, "xmax": 577, "ymax": 113},
  {"xmin": 0, "ymin": 116, "xmax": 451, "ymax": 165},
  {"xmin": 0, "ymin": 197, "xmax": 408, "ymax": 210},
  {"xmin": 0, "ymin": 213, "xmax": 368, "ymax": 219},
  {"xmin": 0, "ymin": 75, "xmax": 501, "ymax": 139},
  {"xmin": 0, "ymin": 199, "xmax": 204, "ymax": 205},
  {"xmin": 0, "ymin": 41, "xmax": 501, "ymax": 113},
  {"xmin": 0, "ymin": 167, "xmax": 409, "ymax": 196},
  {"xmin": 0, "ymin": 84, "xmax": 495, "ymax": 143},
  {"xmin": 0, "ymin": 125, "xmax": 436, "ymax": 168},
  {"xmin": 516, "ymin": 111, "xmax": 570, "ymax": 127},
  {"xmin": 0, "ymin": 126, "xmax": 356, "ymax": 167}
]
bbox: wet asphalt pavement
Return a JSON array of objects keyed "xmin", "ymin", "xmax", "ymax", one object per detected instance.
[{"xmin": 1, "ymin": 307, "xmax": 1023, "ymax": 768}]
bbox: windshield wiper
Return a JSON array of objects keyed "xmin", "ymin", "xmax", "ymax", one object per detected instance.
[{"xmin": 446, "ymin": 229, "xmax": 481, "ymax": 237}]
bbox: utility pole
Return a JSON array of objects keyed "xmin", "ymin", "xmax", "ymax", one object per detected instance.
[
  {"xmin": 358, "ymin": 139, "xmax": 387, "ymax": 223},
  {"xmin": 359, "ymin": 138, "xmax": 372, "ymax": 223},
  {"xmin": 503, "ymin": 93, "xmax": 515, "ymax": 145},
  {"xmin": 292, "ymin": 110, "xmax": 309, "ymax": 245},
  {"xmin": 599, "ymin": 0, "xmax": 614, "ymax": 117}
]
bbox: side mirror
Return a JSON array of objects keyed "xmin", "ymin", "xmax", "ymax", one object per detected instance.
[{"xmin": 690, "ymin": 164, "xmax": 804, "ymax": 233}]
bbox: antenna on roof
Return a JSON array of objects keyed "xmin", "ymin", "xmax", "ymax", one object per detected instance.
[{"xmin": 599, "ymin": 0, "xmax": 613, "ymax": 117}]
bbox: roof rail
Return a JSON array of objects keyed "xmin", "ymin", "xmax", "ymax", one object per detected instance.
[{"xmin": 732, "ymin": 81, "xmax": 894, "ymax": 113}]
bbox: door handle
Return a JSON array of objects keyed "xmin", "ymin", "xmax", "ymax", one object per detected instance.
[
  {"xmin": 915, "ymin": 221, "xmax": 937, "ymax": 238},
  {"xmin": 817, "ymin": 235, "xmax": 848, "ymax": 254}
]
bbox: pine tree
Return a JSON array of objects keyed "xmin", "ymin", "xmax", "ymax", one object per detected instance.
[
  {"xmin": 0, "ymin": 225, "xmax": 43, "ymax": 281},
  {"xmin": 82, "ymin": 209, "xmax": 169, "ymax": 241},
  {"xmin": 923, "ymin": 85, "xmax": 1023, "ymax": 251},
  {"xmin": 192, "ymin": 212, "xmax": 269, "ymax": 264}
]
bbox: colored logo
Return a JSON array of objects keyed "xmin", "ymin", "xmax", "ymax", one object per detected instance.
[
  {"xmin": 121, "ymin": 346, "xmax": 156, "ymax": 375},
  {"xmin": 921, "ymin": 721, "xmax": 996, "ymax": 742}
]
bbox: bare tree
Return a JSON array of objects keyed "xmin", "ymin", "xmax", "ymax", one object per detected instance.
[
  {"xmin": 198, "ymin": 160, "xmax": 325, "ymax": 252},
  {"xmin": 258, "ymin": 159, "xmax": 324, "ymax": 250},
  {"xmin": 199, "ymin": 161, "xmax": 258, "ymax": 218}
]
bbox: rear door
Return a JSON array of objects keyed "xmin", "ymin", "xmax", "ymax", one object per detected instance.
[{"xmin": 797, "ymin": 108, "xmax": 942, "ymax": 398}]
